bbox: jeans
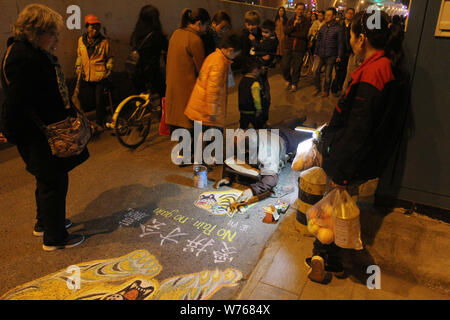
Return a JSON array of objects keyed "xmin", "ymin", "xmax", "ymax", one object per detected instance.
[
  {"xmin": 35, "ymin": 172, "xmax": 69, "ymax": 245},
  {"xmin": 314, "ymin": 56, "xmax": 336, "ymax": 93},
  {"xmin": 281, "ymin": 49, "xmax": 305, "ymax": 86}
]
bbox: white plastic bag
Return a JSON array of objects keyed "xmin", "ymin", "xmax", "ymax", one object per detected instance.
[
  {"xmin": 333, "ymin": 190, "xmax": 363, "ymax": 250},
  {"xmin": 306, "ymin": 189, "xmax": 339, "ymax": 245},
  {"xmin": 306, "ymin": 189, "xmax": 363, "ymax": 250},
  {"xmin": 292, "ymin": 138, "xmax": 322, "ymax": 172}
]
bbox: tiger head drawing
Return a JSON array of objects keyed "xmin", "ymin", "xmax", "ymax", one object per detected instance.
[
  {"xmin": 1, "ymin": 250, "xmax": 242, "ymax": 301},
  {"xmin": 194, "ymin": 190, "xmax": 255, "ymax": 217}
]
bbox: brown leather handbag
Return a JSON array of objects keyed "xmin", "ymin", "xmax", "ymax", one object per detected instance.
[{"xmin": 29, "ymin": 107, "xmax": 92, "ymax": 158}]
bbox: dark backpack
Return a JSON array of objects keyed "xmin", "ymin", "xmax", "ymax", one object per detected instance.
[{"xmin": 125, "ymin": 32, "xmax": 152, "ymax": 77}]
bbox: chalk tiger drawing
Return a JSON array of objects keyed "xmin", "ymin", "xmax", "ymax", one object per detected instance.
[
  {"xmin": 194, "ymin": 190, "xmax": 255, "ymax": 218},
  {"xmin": 1, "ymin": 250, "xmax": 242, "ymax": 300}
]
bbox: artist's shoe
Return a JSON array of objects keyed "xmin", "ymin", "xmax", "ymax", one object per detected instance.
[
  {"xmin": 285, "ymin": 81, "xmax": 291, "ymax": 90},
  {"xmin": 33, "ymin": 219, "xmax": 73, "ymax": 237},
  {"xmin": 312, "ymin": 89, "xmax": 320, "ymax": 97},
  {"xmin": 42, "ymin": 234, "xmax": 85, "ymax": 252},
  {"xmin": 290, "ymin": 85, "xmax": 297, "ymax": 92}
]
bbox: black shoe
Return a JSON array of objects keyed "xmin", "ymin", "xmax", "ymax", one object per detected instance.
[
  {"xmin": 326, "ymin": 262, "xmax": 347, "ymax": 279},
  {"xmin": 305, "ymin": 257, "xmax": 346, "ymax": 279},
  {"xmin": 42, "ymin": 234, "xmax": 85, "ymax": 252},
  {"xmin": 33, "ymin": 219, "xmax": 73, "ymax": 237}
]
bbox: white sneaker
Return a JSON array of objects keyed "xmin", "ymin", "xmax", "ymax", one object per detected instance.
[{"xmin": 42, "ymin": 234, "xmax": 85, "ymax": 252}]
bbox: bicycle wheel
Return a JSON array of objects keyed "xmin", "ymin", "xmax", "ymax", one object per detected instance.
[
  {"xmin": 115, "ymin": 97, "xmax": 152, "ymax": 149},
  {"xmin": 301, "ymin": 52, "xmax": 312, "ymax": 77}
]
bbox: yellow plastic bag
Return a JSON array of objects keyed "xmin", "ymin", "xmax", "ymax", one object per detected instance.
[{"xmin": 291, "ymin": 138, "xmax": 322, "ymax": 172}]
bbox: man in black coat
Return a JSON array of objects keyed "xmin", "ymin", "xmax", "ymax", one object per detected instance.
[
  {"xmin": 281, "ymin": 2, "xmax": 311, "ymax": 92},
  {"xmin": 332, "ymin": 8, "xmax": 355, "ymax": 95}
]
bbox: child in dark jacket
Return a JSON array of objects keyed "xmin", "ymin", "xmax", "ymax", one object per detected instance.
[
  {"xmin": 251, "ymin": 20, "xmax": 278, "ymax": 127},
  {"xmin": 238, "ymin": 60, "xmax": 263, "ymax": 129},
  {"xmin": 234, "ymin": 10, "xmax": 262, "ymax": 72}
]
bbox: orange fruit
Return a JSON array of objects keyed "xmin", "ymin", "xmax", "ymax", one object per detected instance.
[{"xmin": 317, "ymin": 228, "xmax": 334, "ymax": 244}]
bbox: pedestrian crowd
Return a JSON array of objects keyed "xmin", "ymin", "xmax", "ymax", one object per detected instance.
[{"xmin": 0, "ymin": 2, "xmax": 409, "ymax": 289}]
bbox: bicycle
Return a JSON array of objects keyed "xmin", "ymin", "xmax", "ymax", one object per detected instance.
[
  {"xmin": 109, "ymin": 91, "xmax": 161, "ymax": 149},
  {"xmin": 301, "ymin": 49, "xmax": 314, "ymax": 77}
]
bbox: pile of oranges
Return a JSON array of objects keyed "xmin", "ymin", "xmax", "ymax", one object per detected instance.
[{"xmin": 307, "ymin": 203, "xmax": 334, "ymax": 244}]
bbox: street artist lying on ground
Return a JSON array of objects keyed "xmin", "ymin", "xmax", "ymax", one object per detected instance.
[{"xmin": 214, "ymin": 117, "xmax": 311, "ymax": 212}]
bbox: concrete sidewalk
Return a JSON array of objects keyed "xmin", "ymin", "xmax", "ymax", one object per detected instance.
[
  {"xmin": 237, "ymin": 199, "xmax": 450, "ymax": 300},
  {"xmin": 1, "ymin": 67, "xmax": 448, "ymax": 300}
]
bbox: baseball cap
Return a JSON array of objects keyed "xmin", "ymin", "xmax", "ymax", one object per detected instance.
[{"xmin": 85, "ymin": 14, "xmax": 101, "ymax": 25}]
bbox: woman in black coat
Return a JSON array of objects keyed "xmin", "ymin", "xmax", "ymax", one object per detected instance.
[
  {"xmin": 1, "ymin": 4, "xmax": 88, "ymax": 251},
  {"xmin": 130, "ymin": 5, "xmax": 168, "ymax": 97}
]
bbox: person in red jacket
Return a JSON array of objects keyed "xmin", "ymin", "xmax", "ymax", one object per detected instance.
[{"xmin": 306, "ymin": 10, "xmax": 409, "ymax": 284}]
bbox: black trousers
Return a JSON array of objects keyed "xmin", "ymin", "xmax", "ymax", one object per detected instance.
[
  {"xmin": 260, "ymin": 71, "xmax": 271, "ymax": 125},
  {"xmin": 170, "ymin": 125, "xmax": 194, "ymax": 163},
  {"xmin": 239, "ymin": 113, "xmax": 262, "ymax": 130},
  {"xmin": 281, "ymin": 49, "xmax": 305, "ymax": 86},
  {"xmin": 35, "ymin": 171, "xmax": 69, "ymax": 245},
  {"xmin": 198, "ymin": 125, "xmax": 224, "ymax": 164},
  {"xmin": 80, "ymin": 80, "xmax": 107, "ymax": 127},
  {"xmin": 332, "ymin": 54, "xmax": 350, "ymax": 93},
  {"xmin": 313, "ymin": 240, "xmax": 343, "ymax": 268}
]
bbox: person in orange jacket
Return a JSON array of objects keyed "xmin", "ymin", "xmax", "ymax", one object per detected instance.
[
  {"xmin": 184, "ymin": 33, "xmax": 241, "ymax": 165},
  {"xmin": 75, "ymin": 14, "xmax": 114, "ymax": 133},
  {"xmin": 184, "ymin": 33, "xmax": 241, "ymax": 129}
]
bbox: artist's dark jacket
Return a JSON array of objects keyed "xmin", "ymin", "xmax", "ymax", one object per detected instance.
[
  {"xmin": 315, "ymin": 21, "xmax": 344, "ymax": 58},
  {"xmin": 319, "ymin": 50, "xmax": 409, "ymax": 185},
  {"xmin": 284, "ymin": 16, "xmax": 311, "ymax": 52},
  {"xmin": 1, "ymin": 38, "xmax": 89, "ymax": 177}
]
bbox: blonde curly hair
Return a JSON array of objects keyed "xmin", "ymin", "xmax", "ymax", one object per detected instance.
[{"xmin": 13, "ymin": 4, "xmax": 63, "ymax": 43}]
